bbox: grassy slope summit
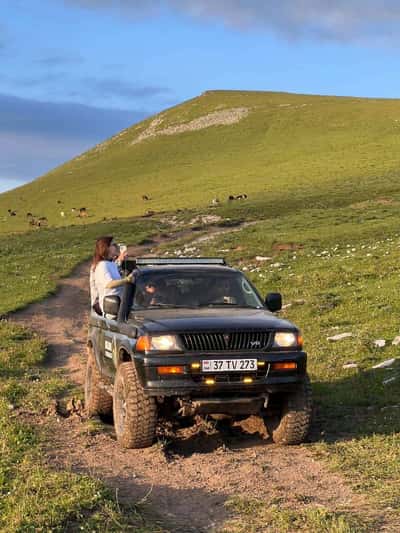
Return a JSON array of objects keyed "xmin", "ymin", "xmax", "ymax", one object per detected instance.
[{"xmin": 2, "ymin": 89, "xmax": 400, "ymax": 233}]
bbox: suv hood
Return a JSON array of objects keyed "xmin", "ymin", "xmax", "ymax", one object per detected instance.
[{"xmin": 129, "ymin": 307, "xmax": 297, "ymax": 333}]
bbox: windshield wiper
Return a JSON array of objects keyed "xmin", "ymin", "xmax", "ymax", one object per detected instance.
[
  {"xmin": 140, "ymin": 303, "xmax": 198, "ymax": 309},
  {"xmin": 199, "ymin": 303, "xmax": 260, "ymax": 308}
]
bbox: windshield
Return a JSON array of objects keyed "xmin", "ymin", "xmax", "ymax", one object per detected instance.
[{"xmin": 132, "ymin": 271, "xmax": 263, "ymax": 309}]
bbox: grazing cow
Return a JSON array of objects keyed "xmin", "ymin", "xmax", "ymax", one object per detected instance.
[
  {"xmin": 228, "ymin": 194, "xmax": 248, "ymax": 201},
  {"xmin": 60, "ymin": 211, "xmax": 65, "ymax": 217},
  {"xmin": 211, "ymin": 198, "xmax": 220, "ymax": 205},
  {"xmin": 79, "ymin": 207, "xmax": 88, "ymax": 217},
  {"xmin": 71, "ymin": 208, "xmax": 76, "ymax": 212},
  {"xmin": 7, "ymin": 209, "xmax": 17, "ymax": 216},
  {"xmin": 142, "ymin": 195, "xmax": 151, "ymax": 201},
  {"xmin": 37, "ymin": 217, "xmax": 48, "ymax": 227},
  {"xmin": 26, "ymin": 212, "xmax": 33, "ymax": 218}
]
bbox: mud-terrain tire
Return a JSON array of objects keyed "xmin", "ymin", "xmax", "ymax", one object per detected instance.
[
  {"xmin": 113, "ymin": 362, "xmax": 157, "ymax": 449},
  {"xmin": 85, "ymin": 346, "xmax": 113, "ymax": 417},
  {"xmin": 266, "ymin": 374, "xmax": 312, "ymax": 445}
]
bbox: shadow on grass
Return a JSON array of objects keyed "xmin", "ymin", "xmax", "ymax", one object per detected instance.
[{"xmin": 311, "ymin": 366, "xmax": 400, "ymax": 443}]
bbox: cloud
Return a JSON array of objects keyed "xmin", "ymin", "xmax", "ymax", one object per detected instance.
[
  {"xmin": 0, "ymin": 93, "xmax": 148, "ymax": 139},
  {"xmin": 0, "ymin": 71, "xmax": 170, "ymax": 104},
  {"xmin": 82, "ymin": 77, "xmax": 171, "ymax": 99},
  {"xmin": 33, "ymin": 54, "xmax": 84, "ymax": 67},
  {"xmin": 0, "ymin": 177, "xmax": 27, "ymax": 194},
  {"xmin": 66, "ymin": 0, "xmax": 400, "ymax": 43},
  {"xmin": 0, "ymin": 92, "xmax": 151, "ymax": 183},
  {"xmin": 0, "ymin": 131, "xmax": 94, "ymax": 184},
  {"xmin": 0, "ymin": 23, "xmax": 9, "ymax": 52},
  {"xmin": 0, "ymin": 72, "xmax": 66, "ymax": 89}
]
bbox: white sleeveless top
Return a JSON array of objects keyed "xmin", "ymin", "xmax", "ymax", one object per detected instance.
[{"xmin": 92, "ymin": 260, "xmax": 122, "ymax": 312}]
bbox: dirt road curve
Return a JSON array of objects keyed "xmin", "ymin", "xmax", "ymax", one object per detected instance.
[{"xmin": 12, "ymin": 237, "xmax": 369, "ymax": 532}]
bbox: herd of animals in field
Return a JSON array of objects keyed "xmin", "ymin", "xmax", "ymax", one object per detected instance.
[
  {"xmin": 4, "ymin": 206, "xmax": 89, "ymax": 227},
  {"xmin": 3, "ymin": 193, "xmax": 248, "ymax": 227}
]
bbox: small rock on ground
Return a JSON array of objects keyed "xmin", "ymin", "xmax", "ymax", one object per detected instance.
[
  {"xmin": 372, "ymin": 358, "xmax": 396, "ymax": 369},
  {"xmin": 327, "ymin": 332, "xmax": 353, "ymax": 342}
]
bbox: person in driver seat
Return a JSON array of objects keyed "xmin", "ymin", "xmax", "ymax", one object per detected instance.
[{"xmin": 137, "ymin": 279, "xmax": 168, "ymax": 307}]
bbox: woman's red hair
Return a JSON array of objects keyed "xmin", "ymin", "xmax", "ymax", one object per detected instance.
[{"xmin": 91, "ymin": 236, "xmax": 113, "ymax": 271}]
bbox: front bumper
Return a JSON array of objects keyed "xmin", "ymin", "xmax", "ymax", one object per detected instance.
[{"xmin": 133, "ymin": 350, "xmax": 307, "ymax": 396}]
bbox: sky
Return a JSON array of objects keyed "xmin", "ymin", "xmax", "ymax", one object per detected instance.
[{"xmin": 2, "ymin": 0, "xmax": 400, "ymax": 193}]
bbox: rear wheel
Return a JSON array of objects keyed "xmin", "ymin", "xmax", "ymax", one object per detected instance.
[
  {"xmin": 113, "ymin": 362, "xmax": 157, "ymax": 449},
  {"xmin": 265, "ymin": 375, "xmax": 312, "ymax": 445},
  {"xmin": 85, "ymin": 346, "xmax": 113, "ymax": 417}
]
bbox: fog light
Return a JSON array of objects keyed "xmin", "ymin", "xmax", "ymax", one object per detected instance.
[
  {"xmin": 271, "ymin": 362, "xmax": 297, "ymax": 371},
  {"xmin": 157, "ymin": 366, "xmax": 184, "ymax": 375},
  {"xmin": 243, "ymin": 377, "xmax": 253, "ymax": 384},
  {"xmin": 205, "ymin": 378, "xmax": 215, "ymax": 385},
  {"xmin": 191, "ymin": 363, "xmax": 201, "ymax": 370},
  {"xmin": 257, "ymin": 361, "xmax": 265, "ymax": 367}
]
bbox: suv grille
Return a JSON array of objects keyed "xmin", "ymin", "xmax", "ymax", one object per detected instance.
[{"xmin": 180, "ymin": 331, "xmax": 270, "ymax": 352}]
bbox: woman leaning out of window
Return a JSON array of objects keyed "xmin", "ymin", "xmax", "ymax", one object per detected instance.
[{"xmin": 90, "ymin": 236, "xmax": 132, "ymax": 314}]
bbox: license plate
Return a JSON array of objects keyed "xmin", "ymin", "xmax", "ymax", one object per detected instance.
[{"xmin": 201, "ymin": 359, "xmax": 257, "ymax": 372}]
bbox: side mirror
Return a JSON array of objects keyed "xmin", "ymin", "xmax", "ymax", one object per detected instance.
[
  {"xmin": 265, "ymin": 292, "xmax": 282, "ymax": 312},
  {"xmin": 103, "ymin": 295, "xmax": 121, "ymax": 318}
]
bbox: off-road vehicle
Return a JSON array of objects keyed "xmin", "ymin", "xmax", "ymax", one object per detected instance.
[{"xmin": 85, "ymin": 258, "xmax": 312, "ymax": 448}]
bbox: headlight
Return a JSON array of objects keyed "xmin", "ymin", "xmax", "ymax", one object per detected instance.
[
  {"xmin": 150, "ymin": 335, "xmax": 182, "ymax": 351},
  {"xmin": 273, "ymin": 332, "xmax": 300, "ymax": 348},
  {"xmin": 136, "ymin": 335, "xmax": 183, "ymax": 352}
]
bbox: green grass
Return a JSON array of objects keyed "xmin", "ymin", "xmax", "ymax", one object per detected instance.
[
  {"xmin": 0, "ymin": 321, "xmax": 162, "ymax": 532},
  {"xmin": 161, "ymin": 200, "xmax": 400, "ymax": 527},
  {"xmin": 0, "ymin": 217, "xmax": 165, "ymax": 532},
  {"xmin": 0, "ymin": 216, "xmax": 157, "ymax": 315},
  {"xmin": 219, "ymin": 496, "xmax": 369, "ymax": 532},
  {"xmin": 2, "ymin": 90, "xmax": 400, "ymax": 233}
]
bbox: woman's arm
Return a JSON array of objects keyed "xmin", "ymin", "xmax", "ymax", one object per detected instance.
[{"xmin": 105, "ymin": 272, "xmax": 133, "ymax": 289}]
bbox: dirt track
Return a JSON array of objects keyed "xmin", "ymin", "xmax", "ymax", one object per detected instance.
[{"xmin": 12, "ymin": 235, "xmax": 371, "ymax": 532}]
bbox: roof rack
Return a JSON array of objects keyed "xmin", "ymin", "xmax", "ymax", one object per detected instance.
[{"xmin": 135, "ymin": 257, "xmax": 227, "ymax": 266}]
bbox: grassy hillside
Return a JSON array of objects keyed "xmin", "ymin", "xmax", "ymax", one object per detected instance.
[
  {"xmin": 2, "ymin": 90, "xmax": 400, "ymax": 234},
  {"xmin": 2, "ymin": 89, "xmax": 400, "ymax": 529}
]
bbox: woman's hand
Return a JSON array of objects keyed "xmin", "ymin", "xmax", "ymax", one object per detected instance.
[
  {"xmin": 117, "ymin": 249, "xmax": 128, "ymax": 263},
  {"xmin": 125, "ymin": 272, "xmax": 134, "ymax": 283}
]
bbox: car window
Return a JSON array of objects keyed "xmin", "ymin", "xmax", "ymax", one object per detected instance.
[{"xmin": 132, "ymin": 271, "xmax": 263, "ymax": 309}]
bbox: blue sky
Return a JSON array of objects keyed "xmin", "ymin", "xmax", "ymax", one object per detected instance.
[{"xmin": 2, "ymin": 0, "xmax": 400, "ymax": 193}]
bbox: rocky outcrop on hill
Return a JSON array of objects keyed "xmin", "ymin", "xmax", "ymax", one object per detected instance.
[{"xmin": 131, "ymin": 107, "xmax": 249, "ymax": 145}]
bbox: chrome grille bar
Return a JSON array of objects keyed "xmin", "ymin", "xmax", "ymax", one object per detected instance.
[{"xmin": 180, "ymin": 332, "xmax": 270, "ymax": 351}]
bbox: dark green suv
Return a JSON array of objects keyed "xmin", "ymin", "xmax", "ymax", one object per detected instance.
[{"xmin": 85, "ymin": 258, "xmax": 312, "ymax": 448}]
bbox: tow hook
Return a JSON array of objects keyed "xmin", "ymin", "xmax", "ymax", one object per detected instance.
[
  {"xmin": 178, "ymin": 398, "xmax": 193, "ymax": 417},
  {"xmin": 263, "ymin": 394, "xmax": 269, "ymax": 409}
]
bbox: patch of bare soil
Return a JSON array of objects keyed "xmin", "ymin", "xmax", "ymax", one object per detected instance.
[
  {"xmin": 45, "ymin": 414, "xmax": 369, "ymax": 533},
  {"xmin": 272, "ymin": 242, "xmax": 304, "ymax": 252},
  {"xmin": 350, "ymin": 197, "xmax": 398, "ymax": 209},
  {"xmin": 11, "ymin": 228, "xmax": 376, "ymax": 532},
  {"xmin": 131, "ymin": 108, "xmax": 249, "ymax": 145}
]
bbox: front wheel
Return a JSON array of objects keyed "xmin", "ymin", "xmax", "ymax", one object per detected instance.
[
  {"xmin": 265, "ymin": 375, "xmax": 312, "ymax": 445},
  {"xmin": 113, "ymin": 362, "xmax": 157, "ymax": 449}
]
